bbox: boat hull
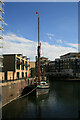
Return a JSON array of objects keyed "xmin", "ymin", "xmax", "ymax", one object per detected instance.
[{"xmin": 36, "ymin": 88, "xmax": 50, "ymax": 96}]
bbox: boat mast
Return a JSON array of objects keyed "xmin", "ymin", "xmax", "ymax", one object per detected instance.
[
  {"xmin": 36, "ymin": 11, "xmax": 41, "ymax": 84},
  {"xmin": 38, "ymin": 12, "xmax": 39, "ymax": 46}
]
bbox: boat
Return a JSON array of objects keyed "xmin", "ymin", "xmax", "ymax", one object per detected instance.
[
  {"xmin": 36, "ymin": 11, "xmax": 50, "ymax": 96},
  {"xmin": 37, "ymin": 81, "xmax": 50, "ymax": 89},
  {"xmin": 36, "ymin": 80, "xmax": 50, "ymax": 96}
]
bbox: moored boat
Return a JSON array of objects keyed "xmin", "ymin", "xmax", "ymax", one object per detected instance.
[
  {"xmin": 37, "ymin": 81, "xmax": 50, "ymax": 89},
  {"xmin": 36, "ymin": 80, "xmax": 50, "ymax": 96},
  {"xmin": 36, "ymin": 11, "xmax": 50, "ymax": 96},
  {"xmin": 36, "ymin": 88, "xmax": 49, "ymax": 96}
]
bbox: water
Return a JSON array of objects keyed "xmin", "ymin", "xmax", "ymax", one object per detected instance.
[{"xmin": 2, "ymin": 80, "xmax": 79, "ymax": 119}]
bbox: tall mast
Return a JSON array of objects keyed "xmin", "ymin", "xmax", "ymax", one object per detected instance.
[
  {"xmin": 36, "ymin": 11, "xmax": 41, "ymax": 84},
  {"xmin": 38, "ymin": 13, "xmax": 39, "ymax": 45}
]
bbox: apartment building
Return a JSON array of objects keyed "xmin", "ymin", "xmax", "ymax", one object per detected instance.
[
  {"xmin": 30, "ymin": 62, "xmax": 35, "ymax": 69},
  {"xmin": 2, "ymin": 54, "xmax": 30, "ymax": 80},
  {"xmin": 0, "ymin": 0, "xmax": 4, "ymax": 72},
  {"xmin": 29, "ymin": 61, "xmax": 36, "ymax": 77},
  {"xmin": 60, "ymin": 52, "xmax": 80, "ymax": 77},
  {"xmin": 46, "ymin": 52, "xmax": 80, "ymax": 78},
  {"xmin": 35, "ymin": 56, "xmax": 50, "ymax": 77}
]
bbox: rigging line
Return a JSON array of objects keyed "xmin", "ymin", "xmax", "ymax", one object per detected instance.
[
  {"xmin": 1, "ymin": 86, "xmax": 37, "ymax": 109},
  {"xmin": 16, "ymin": 86, "xmax": 37, "ymax": 99}
]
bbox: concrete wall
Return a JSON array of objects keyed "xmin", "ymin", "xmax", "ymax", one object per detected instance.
[{"xmin": 2, "ymin": 78, "xmax": 35, "ymax": 107}]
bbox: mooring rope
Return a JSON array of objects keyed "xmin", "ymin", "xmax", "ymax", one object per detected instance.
[
  {"xmin": 17, "ymin": 86, "xmax": 37, "ymax": 99},
  {"xmin": 1, "ymin": 86, "xmax": 37, "ymax": 108}
]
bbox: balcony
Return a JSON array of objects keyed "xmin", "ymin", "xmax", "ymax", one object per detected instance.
[
  {"xmin": 0, "ymin": 0, "xmax": 4, "ymax": 5},
  {"xmin": 0, "ymin": 25, "xmax": 4, "ymax": 31},
  {"xmin": 0, "ymin": 7, "xmax": 4, "ymax": 14},
  {"xmin": 0, "ymin": 36, "xmax": 3, "ymax": 39},
  {"xmin": 0, "ymin": 16, "xmax": 4, "ymax": 22}
]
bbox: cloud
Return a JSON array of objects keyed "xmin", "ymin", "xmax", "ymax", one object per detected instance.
[
  {"xmin": 48, "ymin": 36, "xmax": 52, "ymax": 40},
  {"xmin": 46, "ymin": 33, "xmax": 63, "ymax": 45},
  {"xmin": 3, "ymin": 33, "xmax": 77, "ymax": 61},
  {"xmin": 3, "ymin": 22, "xmax": 8, "ymax": 26},
  {"xmin": 41, "ymin": 42, "xmax": 77, "ymax": 60},
  {"xmin": 57, "ymin": 40, "xmax": 63, "ymax": 43},
  {"xmin": 46, "ymin": 33, "xmax": 54, "ymax": 37},
  {"xmin": 3, "ymin": 33, "xmax": 37, "ymax": 60},
  {"xmin": 46, "ymin": 32, "xmax": 54, "ymax": 40},
  {"xmin": 66, "ymin": 43, "xmax": 78, "ymax": 48}
]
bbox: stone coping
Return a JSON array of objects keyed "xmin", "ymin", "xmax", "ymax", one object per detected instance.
[{"xmin": 0, "ymin": 78, "xmax": 35, "ymax": 87}]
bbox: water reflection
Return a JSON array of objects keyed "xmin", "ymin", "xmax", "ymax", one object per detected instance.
[
  {"xmin": 28, "ymin": 92, "xmax": 50, "ymax": 119},
  {"xmin": 2, "ymin": 81, "xmax": 79, "ymax": 119}
]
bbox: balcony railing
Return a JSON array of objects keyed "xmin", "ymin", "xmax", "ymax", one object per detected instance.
[
  {"xmin": 0, "ymin": 7, "xmax": 4, "ymax": 14},
  {"xmin": 0, "ymin": 24, "xmax": 4, "ymax": 31},
  {"xmin": 0, "ymin": 16, "xmax": 4, "ymax": 22},
  {"xmin": 0, "ymin": 0, "xmax": 4, "ymax": 5},
  {"xmin": 0, "ymin": 36, "xmax": 3, "ymax": 39}
]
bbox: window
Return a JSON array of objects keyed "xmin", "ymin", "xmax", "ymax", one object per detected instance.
[
  {"xmin": 21, "ymin": 60, "xmax": 24, "ymax": 70},
  {"xmin": 26, "ymin": 72, "xmax": 27, "ymax": 78},
  {"xmin": 16, "ymin": 58, "xmax": 20, "ymax": 70},
  {"xmin": 22, "ymin": 72, "xmax": 24, "ymax": 78},
  {"xmin": 25, "ymin": 61, "xmax": 27, "ymax": 70},
  {"xmin": 17, "ymin": 72, "xmax": 19, "ymax": 79}
]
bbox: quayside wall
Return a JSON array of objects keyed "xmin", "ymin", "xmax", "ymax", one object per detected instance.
[{"xmin": 1, "ymin": 78, "xmax": 35, "ymax": 107}]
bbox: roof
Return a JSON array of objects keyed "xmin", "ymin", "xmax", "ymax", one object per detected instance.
[
  {"xmin": 41, "ymin": 56, "xmax": 48, "ymax": 58},
  {"xmin": 3, "ymin": 53, "xmax": 22, "ymax": 56},
  {"xmin": 49, "ymin": 61, "xmax": 55, "ymax": 63},
  {"xmin": 30, "ymin": 61, "xmax": 35, "ymax": 63},
  {"xmin": 60, "ymin": 52, "xmax": 80, "ymax": 58}
]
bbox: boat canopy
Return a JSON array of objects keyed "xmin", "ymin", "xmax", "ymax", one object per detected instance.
[{"xmin": 40, "ymin": 81, "xmax": 46, "ymax": 84}]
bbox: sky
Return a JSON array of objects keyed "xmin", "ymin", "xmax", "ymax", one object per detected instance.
[
  {"xmin": 3, "ymin": 2, "xmax": 78, "ymax": 61},
  {"xmin": 4, "ymin": 0, "xmax": 79, "ymax": 2}
]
